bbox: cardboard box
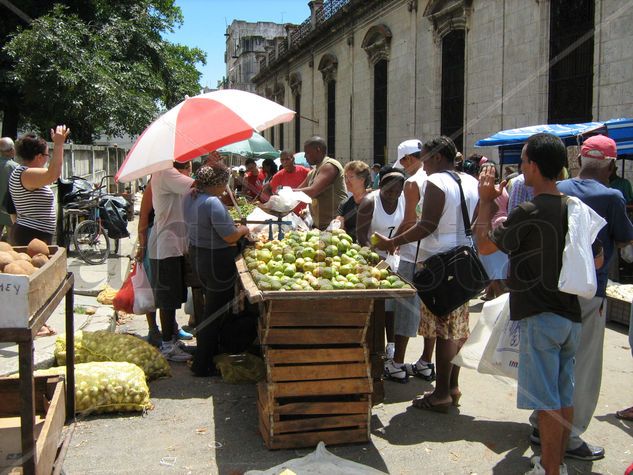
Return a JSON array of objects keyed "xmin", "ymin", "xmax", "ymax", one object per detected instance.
[{"xmin": 0, "ymin": 246, "xmax": 67, "ymax": 328}]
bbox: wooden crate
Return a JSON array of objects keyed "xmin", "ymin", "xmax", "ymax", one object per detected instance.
[
  {"xmin": 0, "ymin": 375, "xmax": 66, "ymax": 474},
  {"xmin": 0, "ymin": 246, "xmax": 67, "ymax": 328},
  {"xmin": 606, "ymin": 296, "xmax": 632, "ymax": 326},
  {"xmin": 258, "ymin": 382, "xmax": 371, "ymax": 450}
]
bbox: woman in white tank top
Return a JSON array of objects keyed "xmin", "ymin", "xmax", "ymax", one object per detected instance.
[{"xmin": 357, "ymin": 168, "xmax": 406, "ymax": 251}]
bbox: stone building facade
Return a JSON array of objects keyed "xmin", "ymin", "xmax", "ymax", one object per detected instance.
[
  {"xmin": 252, "ymin": 0, "xmax": 633, "ymax": 164},
  {"xmin": 224, "ymin": 21, "xmax": 289, "ymax": 92}
]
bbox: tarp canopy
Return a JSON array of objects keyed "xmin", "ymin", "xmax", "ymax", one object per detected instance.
[{"xmin": 475, "ymin": 118, "xmax": 633, "ymax": 165}]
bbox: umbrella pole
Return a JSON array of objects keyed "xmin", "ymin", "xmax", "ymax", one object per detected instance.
[{"xmin": 226, "ymin": 185, "xmax": 244, "ymax": 221}]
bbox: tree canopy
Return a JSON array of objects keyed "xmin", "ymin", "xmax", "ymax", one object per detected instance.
[{"xmin": 1, "ymin": 1, "xmax": 206, "ymax": 143}]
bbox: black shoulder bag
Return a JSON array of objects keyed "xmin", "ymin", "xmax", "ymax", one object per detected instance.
[{"xmin": 412, "ymin": 171, "xmax": 489, "ymax": 317}]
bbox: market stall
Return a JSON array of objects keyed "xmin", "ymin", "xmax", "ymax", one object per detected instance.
[
  {"xmin": 236, "ymin": 230, "xmax": 415, "ymax": 449},
  {"xmin": 0, "ymin": 243, "xmax": 74, "ymax": 475}
]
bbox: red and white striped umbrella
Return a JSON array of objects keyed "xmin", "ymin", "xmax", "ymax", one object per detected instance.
[{"xmin": 116, "ymin": 89, "xmax": 295, "ymax": 182}]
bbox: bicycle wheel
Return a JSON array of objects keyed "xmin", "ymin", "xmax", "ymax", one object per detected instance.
[{"xmin": 74, "ymin": 220, "xmax": 110, "ymax": 264}]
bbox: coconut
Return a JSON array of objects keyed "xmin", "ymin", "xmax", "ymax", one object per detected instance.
[
  {"xmin": 3, "ymin": 262, "xmax": 33, "ymax": 275},
  {"xmin": 0, "ymin": 251, "xmax": 14, "ymax": 271},
  {"xmin": 0, "ymin": 242, "xmax": 12, "ymax": 253},
  {"xmin": 27, "ymin": 238, "xmax": 50, "ymax": 258},
  {"xmin": 16, "ymin": 252, "xmax": 32, "ymax": 262},
  {"xmin": 31, "ymin": 253, "xmax": 49, "ymax": 268}
]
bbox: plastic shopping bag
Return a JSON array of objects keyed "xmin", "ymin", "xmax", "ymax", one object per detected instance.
[
  {"xmin": 113, "ymin": 262, "xmax": 136, "ymax": 314},
  {"xmin": 132, "ymin": 263, "xmax": 155, "ymax": 314},
  {"xmin": 385, "ymin": 253, "xmax": 400, "ymax": 272},
  {"xmin": 452, "ymin": 293, "xmax": 509, "ymax": 370},
  {"xmin": 558, "ymin": 197, "xmax": 606, "ymax": 298},
  {"xmin": 479, "ymin": 295, "xmax": 519, "ymax": 380}
]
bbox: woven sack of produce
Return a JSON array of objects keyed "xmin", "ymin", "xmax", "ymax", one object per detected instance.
[
  {"xmin": 213, "ymin": 353, "xmax": 265, "ymax": 384},
  {"xmin": 55, "ymin": 330, "xmax": 171, "ymax": 380},
  {"xmin": 37, "ymin": 362, "xmax": 152, "ymax": 414}
]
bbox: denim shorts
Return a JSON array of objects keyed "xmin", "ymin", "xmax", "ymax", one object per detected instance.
[
  {"xmin": 393, "ymin": 260, "xmax": 422, "ymax": 337},
  {"xmin": 517, "ymin": 313, "xmax": 581, "ymax": 410}
]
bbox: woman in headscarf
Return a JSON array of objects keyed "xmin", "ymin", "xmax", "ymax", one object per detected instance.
[{"xmin": 183, "ymin": 164, "xmax": 250, "ymax": 376}]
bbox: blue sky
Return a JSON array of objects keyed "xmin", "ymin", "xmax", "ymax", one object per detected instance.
[{"xmin": 164, "ymin": 0, "xmax": 311, "ymax": 89}]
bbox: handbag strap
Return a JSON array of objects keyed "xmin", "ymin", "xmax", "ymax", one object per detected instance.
[{"xmin": 442, "ymin": 171, "xmax": 473, "ymax": 238}]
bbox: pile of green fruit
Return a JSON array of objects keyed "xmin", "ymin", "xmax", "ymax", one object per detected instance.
[
  {"xmin": 243, "ymin": 229, "xmax": 410, "ymax": 291},
  {"xmin": 229, "ymin": 196, "xmax": 256, "ymax": 220}
]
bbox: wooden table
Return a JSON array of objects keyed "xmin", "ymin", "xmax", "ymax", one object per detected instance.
[{"xmin": 0, "ymin": 273, "xmax": 75, "ymax": 475}]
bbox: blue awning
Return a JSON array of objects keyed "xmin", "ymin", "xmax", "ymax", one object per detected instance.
[{"xmin": 475, "ymin": 118, "xmax": 633, "ymax": 164}]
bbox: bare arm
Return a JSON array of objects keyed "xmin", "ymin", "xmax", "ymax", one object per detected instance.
[
  {"xmin": 394, "ymin": 181, "xmax": 420, "ymax": 236},
  {"xmin": 222, "ymin": 224, "xmax": 250, "ymax": 245},
  {"xmin": 356, "ymin": 195, "xmax": 375, "ymax": 247},
  {"xmin": 22, "ymin": 125, "xmax": 70, "ymax": 191},
  {"xmin": 373, "ymin": 182, "xmax": 445, "ymax": 253},
  {"xmin": 473, "ymin": 167, "xmax": 505, "ymax": 254},
  {"xmin": 136, "ymin": 181, "xmax": 153, "ymax": 259},
  {"xmin": 295, "ymin": 163, "xmax": 338, "ymax": 198}
]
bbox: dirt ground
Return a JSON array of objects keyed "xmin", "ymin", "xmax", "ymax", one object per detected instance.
[{"xmin": 61, "ymin": 301, "xmax": 633, "ymax": 475}]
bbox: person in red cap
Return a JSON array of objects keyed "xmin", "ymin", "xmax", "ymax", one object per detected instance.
[{"xmin": 525, "ymin": 134, "xmax": 633, "ymax": 462}]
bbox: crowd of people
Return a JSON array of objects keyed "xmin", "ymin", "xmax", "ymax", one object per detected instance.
[{"xmin": 2, "ymin": 127, "xmax": 633, "ymax": 474}]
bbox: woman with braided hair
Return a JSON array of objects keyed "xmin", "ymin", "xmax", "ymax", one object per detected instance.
[{"xmin": 183, "ymin": 164, "xmax": 250, "ymax": 377}]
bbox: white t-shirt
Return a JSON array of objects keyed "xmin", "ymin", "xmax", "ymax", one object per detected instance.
[
  {"xmin": 418, "ymin": 171, "xmax": 479, "ymax": 262},
  {"xmin": 399, "ymin": 167, "xmax": 427, "ymax": 263},
  {"xmin": 368, "ymin": 190, "xmax": 405, "ymax": 259},
  {"xmin": 148, "ymin": 168, "xmax": 194, "ymax": 260}
]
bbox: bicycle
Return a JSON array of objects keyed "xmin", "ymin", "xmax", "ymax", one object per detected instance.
[{"xmin": 65, "ymin": 175, "xmax": 113, "ymax": 265}]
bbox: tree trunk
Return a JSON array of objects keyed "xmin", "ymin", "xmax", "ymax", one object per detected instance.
[{"xmin": 1, "ymin": 101, "xmax": 19, "ymax": 139}]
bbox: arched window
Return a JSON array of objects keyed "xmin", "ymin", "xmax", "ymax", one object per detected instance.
[
  {"xmin": 363, "ymin": 25, "xmax": 392, "ymax": 165},
  {"xmin": 548, "ymin": 0, "xmax": 594, "ymax": 123},
  {"xmin": 441, "ymin": 30, "xmax": 465, "ymax": 152}
]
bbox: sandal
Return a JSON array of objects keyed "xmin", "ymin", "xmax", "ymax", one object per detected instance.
[
  {"xmin": 411, "ymin": 394, "xmax": 451, "ymax": 413},
  {"xmin": 36, "ymin": 324, "xmax": 56, "ymax": 337},
  {"xmin": 616, "ymin": 406, "xmax": 633, "ymax": 421},
  {"xmin": 384, "ymin": 361, "xmax": 408, "ymax": 384},
  {"xmin": 450, "ymin": 390, "xmax": 462, "ymax": 407}
]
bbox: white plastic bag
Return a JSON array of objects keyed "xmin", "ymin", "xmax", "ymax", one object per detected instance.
[
  {"xmin": 621, "ymin": 243, "xmax": 633, "ymax": 264},
  {"xmin": 452, "ymin": 293, "xmax": 509, "ymax": 370},
  {"xmin": 326, "ymin": 218, "xmax": 342, "ymax": 231},
  {"xmin": 558, "ymin": 197, "xmax": 606, "ymax": 298},
  {"xmin": 385, "ymin": 253, "xmax": 400, "ymax": 272},
  {"xmin": 245, "ymin": 441, "xmax": 386, "ymax": 475},
  {"xmin": 479, "ymin": 295, "xmax": 519, "ymax": 380},
  {"xmin": 132, "ymin": 263, "xmax": 155, "ymax": 315}
]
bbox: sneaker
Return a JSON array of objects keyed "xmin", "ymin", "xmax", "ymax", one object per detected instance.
[
  {"xmin": 385, "ymin": 342, "xmax": 395, "ymax": 361},
  {"xmin": 404, "ymin": 360, "xmax": 436, "ymax": 381},
  {"xmin": 528, "ymin": 456, "xmax": 568, "ymax": 475},
  {"xmin": 147, "ymin": 329, "xmax": 162, "ymax": 348},
  {"xmin": 160, "ymin": 341, "xmax": 193, "ymax": 362},
  {"xmin": 177, "ymin": 328, "xmax": 194, "ymax": 340},
  {"xmin": 384, "ymin": 360, "xmax": 408, "ymax": 383},
  {"xmin": 565, "ymin": 441, "xmax": 605, "ymax": 461}
]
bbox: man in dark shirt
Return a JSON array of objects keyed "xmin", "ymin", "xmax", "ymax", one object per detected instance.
[
  {"xmin": 548, "ymin": 135, "xmax": 633, "ymax": 461},
  {"xmin": 477, "ymin": 133, "xmax": 583, "ymax": 475}
]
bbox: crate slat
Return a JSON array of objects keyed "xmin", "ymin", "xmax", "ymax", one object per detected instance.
[
  {"xmin": 262, "ymin": 427, "xmax": 370, "ymax": 450},
  {"xmin": 270, "ymin": 363, "xmax": 369, "ymax": 382},
  {"xmin": 265, "ymin": 312, "xmax": 369, "ymax": 327},
  {"xmin": 271, "ymin": 378, "xmax": 372, "ymax": 397},
  {"xmin": 273, "ymin": 413, "xmax": 368, "ymax": 434},
  {"xmin": 273, "ymin": 400, "xmax": 370, "ymax": 416},
  {"xmin": 265, "ymin": 348, "xmax": 367, "ymax": 365},
  {"xmin": 269, "ymin": 299, "xmax": 373, "ymax": 313},
  {"xmin": 261, "ymin": 328, "xmax": 365, "ymax": 345}
]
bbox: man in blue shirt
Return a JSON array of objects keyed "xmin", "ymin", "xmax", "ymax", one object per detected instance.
[{"xmin": 528, "ymin": 135, "xmax": 633, "ymax": 461}]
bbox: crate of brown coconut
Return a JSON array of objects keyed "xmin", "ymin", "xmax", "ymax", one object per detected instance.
[{"xmin": 0, "ymin": 240, "xmax": 67, "ymax": 328}]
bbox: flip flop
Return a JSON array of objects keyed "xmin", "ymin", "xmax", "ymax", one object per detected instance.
[
  {"xmin": 36, "ymin": 324, "xmax": 56, "ymax": 337},
  {"xmin": 411, "ymin": 395, "xmax": 451, "ymax": 413},
  {"xmin": 616, "ymin": 406, "xmax": 633, "ymax": 421}
]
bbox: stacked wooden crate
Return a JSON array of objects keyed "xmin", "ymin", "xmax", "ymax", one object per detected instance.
[{"xmin": 257, "ymin": 298, "xmax": 373, "ymax": 450}]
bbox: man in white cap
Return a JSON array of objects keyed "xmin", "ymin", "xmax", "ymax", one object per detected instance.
[
  {"xmin": 383, "ymin": 139, "xmax": 435, "ymax": 382},
  {"xmin": 525, "ymin": 134, "xmax": 633, "ymax": 461},
  {"xmin": 0, "ymin": 137, "xmax": 18, "ymax": 240}
]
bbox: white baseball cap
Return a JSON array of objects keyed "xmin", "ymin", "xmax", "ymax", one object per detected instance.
[{"xmin": 394, "ymin": 139, "xmax": 423, "ymax": 168}]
